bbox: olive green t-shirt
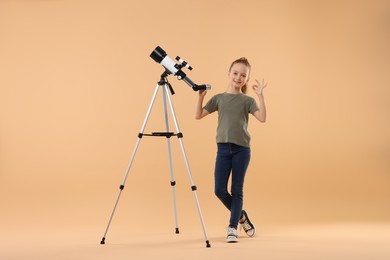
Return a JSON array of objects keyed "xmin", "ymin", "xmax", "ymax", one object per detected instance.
[{"xmin": 204, "ymin": 92, "xmax": 259, "ymax": 147}]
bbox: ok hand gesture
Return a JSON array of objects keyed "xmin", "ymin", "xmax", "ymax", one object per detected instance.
[{"xmin": 252, "ymin": 79, "xmax": 268, "ymax": 96}]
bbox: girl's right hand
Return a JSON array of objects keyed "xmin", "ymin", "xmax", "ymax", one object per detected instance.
[{"xmin": 199, "ymin": 90, "xmax": 207, "ymax": 98}]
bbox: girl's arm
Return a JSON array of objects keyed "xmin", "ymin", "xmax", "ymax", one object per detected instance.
[
  {"xmin": 195, "ymin": 90, "xmax": 210, "ymax": 119},
  {"xmin": 252, "ymin": 79, "xmax": 267, "ymax": 123}
]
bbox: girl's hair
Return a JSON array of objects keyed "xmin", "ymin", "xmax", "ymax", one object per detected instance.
[{"xmin": 229, "ymin": 57, "xmax": 251, "ymax": 94}]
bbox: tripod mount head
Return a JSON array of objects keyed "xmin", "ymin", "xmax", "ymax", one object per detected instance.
[{"xmin": 150, "ymin": 46, "xmax": 211, "ymax": 92}]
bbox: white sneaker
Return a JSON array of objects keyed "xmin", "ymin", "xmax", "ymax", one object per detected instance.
[
  {"xmin": 239, "ymin": 210, "xmax": 256, "ymax": 237},
  {"xmin": 226, "ymin": 227, "xmax": 238, "ymax": 243}
]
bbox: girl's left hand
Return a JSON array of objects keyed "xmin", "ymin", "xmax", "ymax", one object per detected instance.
[{"xmin": 252, "ymin": 79, "xmax": 268, "ymax": 95}]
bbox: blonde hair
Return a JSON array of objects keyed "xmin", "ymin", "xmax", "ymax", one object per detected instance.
[{"xmin": 229, "ymin": 57, "xmax": 251, "ymax": 94}]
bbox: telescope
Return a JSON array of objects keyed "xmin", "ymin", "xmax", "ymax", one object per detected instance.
[{"xmin": 150, "ymin": 46, "xmax": 211, "ymax": 91}]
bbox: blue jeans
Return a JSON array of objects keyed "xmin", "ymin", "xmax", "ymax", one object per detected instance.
[{"xmin": 214, "ymin": 143, "xmax": 251, "ymax": 228}]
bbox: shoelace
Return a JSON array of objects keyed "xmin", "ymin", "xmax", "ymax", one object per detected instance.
[
  {"xmin": 227, "ymin": 227, "xmax": 237, "ymax": 236},
  {"xmin": 240, "ymin": 220, "xmax": 253, "ymax": 232}
]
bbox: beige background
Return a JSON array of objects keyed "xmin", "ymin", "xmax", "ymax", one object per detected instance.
[{"xmin": 1, "ymin": 0, "xmax": 389, "ymax": 259}]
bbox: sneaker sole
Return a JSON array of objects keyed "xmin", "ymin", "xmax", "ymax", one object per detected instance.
[
  {"xmin": 246, "ymin": 226, "xmax": 256, "ymax": 237},
  {"xmin": 226, "ymin": 236, "xmax": 239, "ymax": 243}
]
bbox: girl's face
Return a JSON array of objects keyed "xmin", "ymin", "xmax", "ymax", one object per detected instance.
[{"xmin": 228, "ymin": 63, "xmax": 250, "ymax": 89}]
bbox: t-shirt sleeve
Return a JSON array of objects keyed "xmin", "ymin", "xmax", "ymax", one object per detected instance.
[
  {"xmin": 203, "ymin": 95, "xmax": 218, "ymax": 113},
  {"xmin": 249, "ymin": 97, "xmax": 260, "ymax": 115}
]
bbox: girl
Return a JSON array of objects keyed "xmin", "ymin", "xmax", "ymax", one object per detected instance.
[{"xmin": 195, "ymin": 57, "xmax": 267, "ymax": 243}]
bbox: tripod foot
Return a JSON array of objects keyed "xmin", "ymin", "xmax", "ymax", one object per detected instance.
[
  {"xmin": 175, "ymin": 228, "xmax": 180, "ymax": 234},
  {"xmin": 100, "ymin": 237, "xmax": 106, "ymax": 244},
  {"xmin": 205, "ymin": 240, "xmax": 211, "ymax": 248}
]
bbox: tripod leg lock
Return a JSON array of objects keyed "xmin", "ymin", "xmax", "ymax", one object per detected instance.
[
  {"xmin": 119, "ymin": 185, "xmax": 124, "ymax": 190},
  {"xmin": 171, "ymin": 181, "xmax": 176, "ymax": 186},
  {"xmin": 191, "ymin": 185, "xmax": 197, "ymax": 191},
  {"xmin": 176, "ymin": 132, "xmax": 183, "ymax": 138}
]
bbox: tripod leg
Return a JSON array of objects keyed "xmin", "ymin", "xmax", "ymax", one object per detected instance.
[
  {"xmin": 162, "ymin": 86, "xmax": 180, "ymax": 234},
  {"xmin": 163, "ymin": 84, "xmax": 211, "ymax": 248},
  {"xmin": 100, "ymin": 84, "xmax": 161, "ymax": 244}
]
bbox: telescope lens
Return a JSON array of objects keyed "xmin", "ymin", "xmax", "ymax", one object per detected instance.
[{"xmin": 150, "ymin": 46, "xmax": 166, "ymax": 63}]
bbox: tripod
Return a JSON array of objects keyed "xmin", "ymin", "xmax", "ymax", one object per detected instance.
[{"xmin": 100, "ymin": 71, "xmax": 211, "ymax": 248}]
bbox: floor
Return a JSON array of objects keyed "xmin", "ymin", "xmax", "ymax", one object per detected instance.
[{"xmin": 1, "ymin": 222, "xmax": 389, "ymax": 260}]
